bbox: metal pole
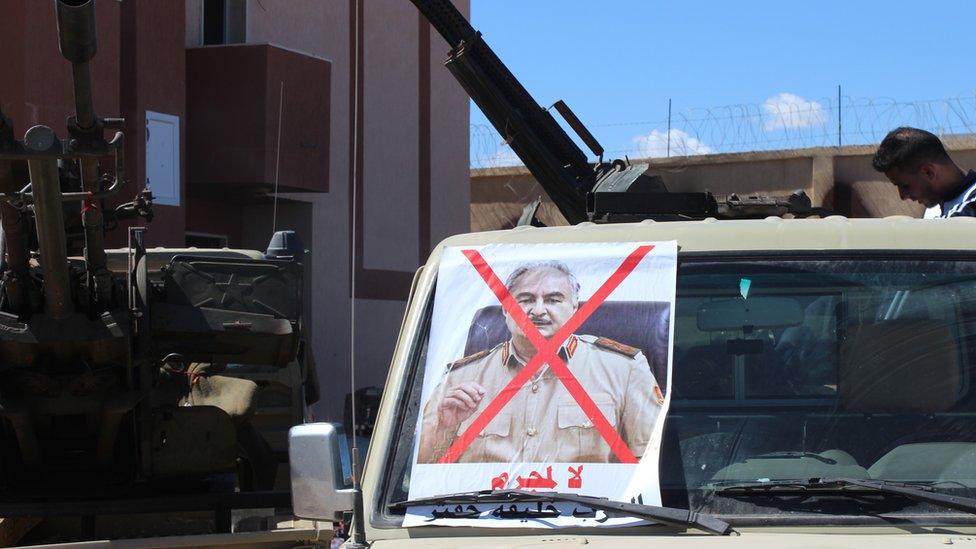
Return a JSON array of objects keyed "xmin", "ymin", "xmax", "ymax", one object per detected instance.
[
  {"xmin": 837, "ymin": 85, "xmax": 842, "ymax": 147},
  {"xmin": 271, "ymin": 81, "xmax": 284, "ymax": 236},
  {"xmin": 348, "ymin": 0, "xmax": 367, "ymax": 547},
  {"xmin": 81, "ymin": 157, "xmax": 111, "ymax": 306},
  {"xmin": 666, "ymin": 98, "xmax": 672, "ymax": 158},
  {"xmin": 25, "ymin": 126, "xmax": 73, "ymax": 320},
  {"xmin": 70, "ymin": 61, "xmax": 95, "ymax": 130},
  {"xmin": 56, "ymin": 0, "xmax": 98, "ymax": 130}
]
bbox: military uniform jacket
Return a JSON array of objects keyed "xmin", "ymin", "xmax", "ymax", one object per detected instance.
[{"xmin": 419, "ymin": 335, "xmax": 665, "ymax": 464}]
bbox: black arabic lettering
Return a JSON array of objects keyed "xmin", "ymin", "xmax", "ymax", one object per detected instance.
[{"xmin": 428, "ymin": 504, "xmax": 481, "ymax": 520}]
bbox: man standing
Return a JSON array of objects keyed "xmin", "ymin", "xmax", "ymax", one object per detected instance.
[
  {"xmin": 872, "ymin": 127, "xmax": 976, "ymax": 217},
  {"xmin": 417, "ymin": 260, "xmax": 665, "ymax": 464}
]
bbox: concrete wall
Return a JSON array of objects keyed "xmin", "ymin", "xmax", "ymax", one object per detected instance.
[
  {"xmin": 117, "ymin": 1, "xmax": 188, "ymax": 247},
  {"xmin": 470, "ymin": 136, "xmax": 976, "ymax": 231},
  {"xmin": 185, "ymin": 44, "xmax": 331, "ymax": 194},
  {"xmin": 0, "ymin": 0, "xmax": 120, "ymax": 133},
  {"xmin": 239, "ymin": 0, "xmax": 471, "ymax": 421}
]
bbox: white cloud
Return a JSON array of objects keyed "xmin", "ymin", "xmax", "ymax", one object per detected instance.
[
  {"xmin": 762, "ymin": 92, "xmax": 827, "ymax": 131},
  {"xmin": 632, "ymin": 128, "xmax": 714, "ymax": 158}
]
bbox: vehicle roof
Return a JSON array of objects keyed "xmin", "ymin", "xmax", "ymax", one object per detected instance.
[{"xmin": 435, "ymin": 217, "xmax": 976, "ymax": 254}]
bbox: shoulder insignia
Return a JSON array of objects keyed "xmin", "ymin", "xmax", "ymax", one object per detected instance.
[
  {"xmin": 593, "ymin": 337, "xmax": 640, "ymax": 358},
  {"xmin": 447, "ymin": 349, "xmax": 490, "ymax": 371},
  {"xmin": 566, "ymin": 335, "xmax": 578, "ymax": 358}
]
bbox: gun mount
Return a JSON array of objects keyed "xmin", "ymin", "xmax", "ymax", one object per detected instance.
[
  {"xmin": 0, "ymin": 0, "xmax": 314, "ymax": 502},
  {"xmin": 411, "ymin": 0, "xmax": 832, "ymax": 223}
]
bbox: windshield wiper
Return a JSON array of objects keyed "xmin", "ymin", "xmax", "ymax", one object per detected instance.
[
  {"xmin": 716, "ymin": 477, "xmax": 976, "ymax": 515},
  {"xmin": 389, "ymin": 489, "xmax": 735, "ymax": 535}
]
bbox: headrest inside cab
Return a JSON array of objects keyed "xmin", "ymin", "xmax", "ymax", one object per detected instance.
[{"xmin": 840, "ymin": 320, "xmax": 960, "ymax": 413}]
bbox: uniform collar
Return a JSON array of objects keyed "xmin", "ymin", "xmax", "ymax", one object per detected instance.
[{"xmin": 502, "ymin": 335, "xmax": 578, "ymax": 369}]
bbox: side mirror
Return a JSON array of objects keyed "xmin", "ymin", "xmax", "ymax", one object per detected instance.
[{"xmin": 289, "ymin": 422, "xmax": 356, "ymax": 521}]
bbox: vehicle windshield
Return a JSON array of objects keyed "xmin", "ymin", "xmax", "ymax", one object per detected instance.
[{"xmin": 378, "ymin": 253, "xmax": 976, "ymax": 525}]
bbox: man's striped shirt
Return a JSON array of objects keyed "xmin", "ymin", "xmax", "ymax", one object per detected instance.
[{"xmin": 939, "ymin": 170, "xmax": 976, "ymax": 218}]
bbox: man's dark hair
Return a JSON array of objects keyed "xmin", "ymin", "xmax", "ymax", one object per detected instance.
[{"xmin": 872, "ymin": 127, "xmax": 952, "ymax": 173}]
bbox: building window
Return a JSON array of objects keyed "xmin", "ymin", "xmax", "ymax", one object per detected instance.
[
  {"xmin": 203, "ymin": 0, "xmax": 246, "ymax": 45},
  {"xmin": 186, "ymin": 233, "xmax": 229, "ymax": 248}
]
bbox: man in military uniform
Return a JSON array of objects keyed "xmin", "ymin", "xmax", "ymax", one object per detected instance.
[{"xmin": 417, "ymin": 260, "xmax": 665, "ymax": 464}]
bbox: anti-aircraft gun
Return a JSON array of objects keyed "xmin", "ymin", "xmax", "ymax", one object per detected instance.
[
  {"xmin": 411, "ymin": 0, "xmax": 832, "ymax": 224},
  {"xmin": 0, "ymin": 0, "xmax": 314, "ymax": 508}
]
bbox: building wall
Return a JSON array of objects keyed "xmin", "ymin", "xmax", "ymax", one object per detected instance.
[
  {"xmin": 0, "ymin": 1, "xmax": 120, "ymax": 134},
  {"xmin": 470, "ymin": 136, "xmax": 976, "ymax": 230},
  {"xmin": 185, "ymin": 44, "xmax": 331, "ymax": 194},
  {"xmin": 219, "ymin": 0, "xmax": 471, "ymax": 421},
  {"xmin": 119, "ymin": 0, "xmax": 187, "ymax": 248}
]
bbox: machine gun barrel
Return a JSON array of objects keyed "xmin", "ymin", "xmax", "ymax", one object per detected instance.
[
  {"xmin": 55, "ymin": 0, "xmax": 118, "ymax": 307},
  {"xmin": 56, "ymin": 0, "xmax": 98, "ymax": 130},
  {"xmin": 25, "ymin": 126, "xmax": 74, "ymax": 320},
  {"xmin": 410, "ymin": 0, "xmax": 595, "ymax": 223}
]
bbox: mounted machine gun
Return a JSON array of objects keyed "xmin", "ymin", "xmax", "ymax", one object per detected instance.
[{"xmin": 410, "ymin": 0, "xmax": 831, "ymax": 223}]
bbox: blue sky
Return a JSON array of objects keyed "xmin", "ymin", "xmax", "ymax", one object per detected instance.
[{"xmin": 468, "ymin": 0, "xmax": 976, "ymax": 165}]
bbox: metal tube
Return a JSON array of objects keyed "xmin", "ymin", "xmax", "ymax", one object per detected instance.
[
  {"xmin": 56, "ymin": 0, "xmax": 98, "ymax": 130},
  {"xmin": 71, "ymin": 62, "xmax": 95, "ymax": 130},
  {"xmin": 80, "ymin": 156, "xmax": 111, "ymax": 305},
  {"xmin": 25, "ymin": 126, "xmax": 73, "ymax": 319},
  {"xmin": 0, "ymin": 132, "xmax": 126, "ymax": 203}
]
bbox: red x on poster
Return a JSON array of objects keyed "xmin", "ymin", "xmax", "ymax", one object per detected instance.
[
  {"xmin": 436, "ymin": 245, "xmax": 655, "ymax": 464},
  {"xmin": 406, "ymin": 241, "xmax": 677, "ymax": 527}
]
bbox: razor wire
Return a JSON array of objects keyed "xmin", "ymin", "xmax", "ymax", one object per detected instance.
[{"xmin": 470, "ymin": 94, "xmax": 976, "ymax": 168}]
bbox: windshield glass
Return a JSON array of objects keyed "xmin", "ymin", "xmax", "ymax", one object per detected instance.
[{"xmin": 379, "ymin": 253, "xmax": 976, "ymax": 524}]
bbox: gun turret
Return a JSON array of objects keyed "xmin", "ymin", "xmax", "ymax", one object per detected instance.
[
  {"xmin": 0, "ymin": 1, "xmax": 307, "ymax": 505},
  {"xmin": 57, "ymin": 0, "xmax": 123, "ymax": 307},
  {"xmin": 410, "ymin": 0, "xmax": 596, "ymax": 223},
  {"xmin": 0, "ymin": 0, "xmax": 132, "ymax": 317},
  {"xmin": 412, "ymin": 0, "xmax": 832, "ymax": 223}
]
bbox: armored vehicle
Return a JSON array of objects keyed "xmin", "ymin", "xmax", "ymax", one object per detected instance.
[{"xmin": 0, "ymin": 0, "xmax": 315, "ymax": 515}]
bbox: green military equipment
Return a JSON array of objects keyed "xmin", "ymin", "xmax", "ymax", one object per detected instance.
[{"xmin": 0, "ymin": 0, "xmax": 315, "ymax": 508}]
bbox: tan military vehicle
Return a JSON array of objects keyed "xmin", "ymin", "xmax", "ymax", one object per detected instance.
[
  {"xmin": 285, "ymin": 1, "xmax": 976, "ymax": 547},
  {"xmin": 293, "ymin": 216, "xmax": 976, "ymax": 547}
]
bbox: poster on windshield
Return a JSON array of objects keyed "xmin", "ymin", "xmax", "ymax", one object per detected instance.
[{"xmin": 403, "ymin": 241, "xmax": 678, "ymax": 528}]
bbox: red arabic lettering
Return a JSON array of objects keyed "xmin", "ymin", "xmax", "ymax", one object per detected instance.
[
  {"xmin": 567, "ymin": 465, "xmax": 583, "ymax": 489},
  {"xmin": 490, "ymin": 472, "xmax": 509, "ymax": 490},
  {"xmin": 515, "ymin": 466, "xmax": 557, "ymax": 490}
]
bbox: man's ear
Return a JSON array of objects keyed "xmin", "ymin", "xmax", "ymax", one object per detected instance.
[{"xmin": 919, "ymin": 162, "xmax": 939, "ymax": 181}]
